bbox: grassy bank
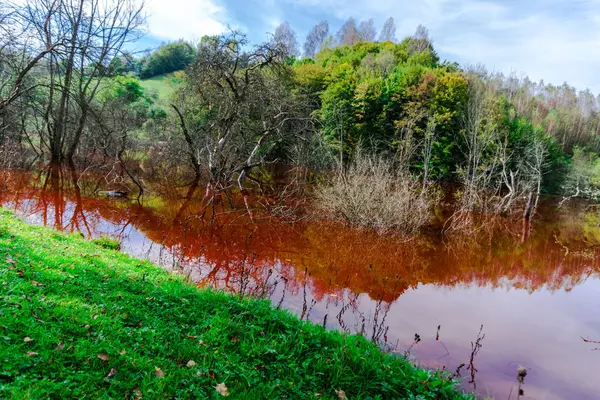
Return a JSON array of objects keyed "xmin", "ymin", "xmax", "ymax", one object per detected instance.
[{"xmin": 0, "ymin": 210, "xmax": 468, "ymax": 399}]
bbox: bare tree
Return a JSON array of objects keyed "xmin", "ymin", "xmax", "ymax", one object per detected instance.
[
  {"xmin": 172, "ymin": 32, "xmax": 309, "ymax": 189},
  {"xmin": 409, "ymin": 24, "xmax": 433, "ymax": 54},
  {"xmin": 453, "ymin": 67, "xmax": 504, "ymax": 222},
  {"xmin": 358, "ymin": 18, "xmax": 376, "ymax": 42},
  {"xmin": 421, "ymin": 116, "xmax": 436, "ymax": 193},
  {"xmin": 16, "ymin": 0, "xmax": 145, "ymax": 163},
  {"xmin": 303, "ymin": 20, "xmax": 329, "ymax": 58},
  {"xmin": 273, "ymin": 21, "xmax": 299, "ymax": 58},
  {"xmin": 336, "ymin": 17, "xmax": 359, "ymax": 46},
  {"xmin": 522, "ymin": 137, "xmax": 548, "ymax": 220},
  {"xmin": 0, "ymin": 2, "xmax": 60, "ymax": 116},
  {"xmin": 378, "ymin": 17, "xmax": 397, "ymax": 42}
]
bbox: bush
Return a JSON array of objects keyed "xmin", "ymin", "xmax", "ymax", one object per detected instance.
[
  {"xmin": 315, "ymin": 155, "xmax": 435, "ymax": 235},
  {"xmin": 91, "ymin": 235, "xmax": 121, "ymax": 250},
  {"xmin": 139, "ymin": 41, "xmax": 196, "ymax": 79},
  {"xmin": 562, "ymin": 146, "xmax": 600, "ymax": 201}
]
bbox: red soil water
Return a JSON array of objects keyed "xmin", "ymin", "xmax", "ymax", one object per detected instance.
[{"xmin": 1, "ymin": 167, "xmax": 599, "ymax": 399}]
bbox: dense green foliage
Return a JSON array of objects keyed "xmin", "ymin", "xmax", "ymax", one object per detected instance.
[
  {"xmin": 0, "ymin": 210, "xmax": 468, "ymax": 399},
  {"xmin": 293, "ymin": 41, "xmax": 571, "ymax": 191},
  {"xmin": 139, "ymin": 41, "xmax": 196, "ymax": 79},
  {"xmin": 106, "ymin": 54, "xmax": 138, "ymax": 77},
  {"xmin": 295, "ymin": 41, "xmax": 467, "ymax": 179}
]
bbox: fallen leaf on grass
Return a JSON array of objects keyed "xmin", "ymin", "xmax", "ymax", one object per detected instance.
[
  {"xmin": 30, "ymin": 280, "xmax": 44, "ymax": 287},
  {"xmin": 155, "ymin": 367, "xmax": 165, "ymax": 378},
  {"xmin": 335, "ymin": 389, "xmax": 347, "ymax": 400},
  {"xmin": 186, "ymin": 360, "xmax": 196, "ymax": 367},
  {"xmin": 215, "ymin": 383, "xmax": 229, "ymax": 396},
  {"xmin": 97, "ymin": 354, "xmax": 109, "ymax": 362},
  {"xmin": 133, "ymin": 388, "xmax": 143, "ymax": 399},
  {"xmin": 105, "ymin": 368, "xmax": 117, "ymax": 379},
  {"xmin": 119, "ymin": 350, "xmax": 126, "ymax": 355},
  {"xmin": 55, "ymin": 343, "xmax": 65, "ymax": 350},
  {"xmin": 26, "ymin": 352, "xmax": 38, "ymax": 357},
  {"xmin": 23, "ymin": 337, "xmax": 34, "ymax": 343}
]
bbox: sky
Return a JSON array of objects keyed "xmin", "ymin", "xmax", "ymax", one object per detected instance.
[{"xmin": 142, "ymin": 0, "xmax": 600, "ymax": 93}]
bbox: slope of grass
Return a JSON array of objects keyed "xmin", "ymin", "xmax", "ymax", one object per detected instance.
[
  {"xmin": 0, "ymin": 209, "xmax": 469, "ymax": 399},
  {"xmin": 140, "ymin": 73, "xmax": 181, "ymax": 103}
]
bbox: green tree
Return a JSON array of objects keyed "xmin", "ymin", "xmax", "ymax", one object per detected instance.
[{"xmin": 140, "ymin": 41, "xmax": 196, "ymax": 79}]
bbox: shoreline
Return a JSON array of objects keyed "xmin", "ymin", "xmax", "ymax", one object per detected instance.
[{"xmin": 0, "ymin": 209, "xmax": 469, "ymax": 399}]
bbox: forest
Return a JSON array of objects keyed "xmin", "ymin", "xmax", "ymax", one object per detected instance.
[{"xmin": 2, "ymin": 0, "xmax": 600, "ymax": 235}]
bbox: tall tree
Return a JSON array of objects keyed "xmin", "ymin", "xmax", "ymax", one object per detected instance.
[
  {"xmin": 336, "ymin": 17, "xmax": 359, "ymax": 46},
  {"xmin": 17, "ymin": 0, "xmax": 145, "ymax": 163},
  {"xmin": 273, "ymin": 21, "xmax": 300, "ymax": 58},
  {"xmin": 358, "ymin": 18, "xmax": 376, "ymax": 42},
  {"xmin": 173, "ymin": 32, "xmax": 307, "ymax": 188},
  {"xmin": 409, "ymin": 24, "xmax": 433, "ymax": 54},
  {"xmin": 0, "ymin": 2, "xmax": 59, "ymax": 116},
  {"xmin": 378, "ymin": 17, "xmax": 397, "ymax": 42},
  {"xmin": 303, "ymin": 20, "xmax": 329, "ymax": 58}
]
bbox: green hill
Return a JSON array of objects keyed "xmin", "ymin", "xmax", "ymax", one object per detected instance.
[{"xmin": 140, "ymin": 73, "xmax": 182, "ymax": 104}]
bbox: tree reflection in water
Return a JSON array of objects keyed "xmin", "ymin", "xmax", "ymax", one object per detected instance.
[{"xmin": 1, "ymin": 166, "xmax": 599, "ymax": 399}]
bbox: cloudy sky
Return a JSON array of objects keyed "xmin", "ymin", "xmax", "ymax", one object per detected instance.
[{"xmin": 142, "ymin": 0, "xmax": 600, "ymax": 93}]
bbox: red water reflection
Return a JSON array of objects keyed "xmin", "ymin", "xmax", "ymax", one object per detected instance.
[{"xmin": 1, "ymin": 167, "xmax": 599, "ymax": 399}]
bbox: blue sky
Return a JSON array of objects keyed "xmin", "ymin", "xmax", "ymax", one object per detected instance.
[{"xmin": 142, "ymin": 0, "xmax": 600, "ymax": 93}]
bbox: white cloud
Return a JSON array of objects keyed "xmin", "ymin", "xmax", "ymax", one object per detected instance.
[
  {"xmin": 145, "ymin": 0, "xmax": 227, "ymax": 41},
  {"xmin": 434, "ymin": 2, "xmax": 600, "ymax": 91}
]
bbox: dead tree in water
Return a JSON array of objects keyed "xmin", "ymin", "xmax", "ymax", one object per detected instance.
[
  {"xmin": 447, "ymin": 68, "xmax": 503, "ymax": 231},
  {"xmin": 171, "ymin": 32, "xmax": 310, "ymax": 190}
]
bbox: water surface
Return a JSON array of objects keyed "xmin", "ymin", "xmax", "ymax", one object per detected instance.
[{"xmin": 1, "ymin": 167, "xmax": 599, "ymax": 399}]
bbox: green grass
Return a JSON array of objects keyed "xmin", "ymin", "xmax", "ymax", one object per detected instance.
[
  {"xmin": 90, "ymin": 236, "xmax": 121, "ymax": 251},
  {"xmin": 0, "ymin": 210, "xmax": 469, "ymax": 399},
  {"xmin": 140, "ymin": 73, "xmax": 181, "ymax": 103}
]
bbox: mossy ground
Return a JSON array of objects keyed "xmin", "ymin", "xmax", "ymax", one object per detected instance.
[{"xmin": 0, "ymin": 210, "xmax": 469, "ymax": 399}]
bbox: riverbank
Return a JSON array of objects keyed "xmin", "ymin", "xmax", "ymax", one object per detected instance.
[{"xmin": 0, "ymin": 210, "xmax": 468, "ymax": 399}]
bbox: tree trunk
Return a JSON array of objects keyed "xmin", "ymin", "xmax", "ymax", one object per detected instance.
[
  {"xmin": 171, "ymin": 104, "xmax": 201, "ymax": 177},
  {"xmin": 523, "ymin": 191, "xmax": 535, "ymax": 221}
]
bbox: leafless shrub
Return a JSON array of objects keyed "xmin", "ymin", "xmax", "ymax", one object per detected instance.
[
  {"xmin": 315, "ymin": 154, "xmax": 436, "ymax": 236},
  {"xmin": 258, "ymin": 177, "xmax": 308, "ymax": 223}
]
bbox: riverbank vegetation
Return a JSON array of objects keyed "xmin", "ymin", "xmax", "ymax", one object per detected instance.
[
  {"xmin": 315, "ymin": 155, "xmax": 437, "ymax": 235},
  {"xmin": 0, "ymin": 210, "xmax": 469, "ymax": 398},
  {"xmin": 2, "ymin": 0, "xmax": 600, "ymax": 233}
]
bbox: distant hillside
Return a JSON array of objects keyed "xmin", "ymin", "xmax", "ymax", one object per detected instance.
[{"xmin": 140, "ymin": 73, "xmax": 182, "ymax": 103}]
